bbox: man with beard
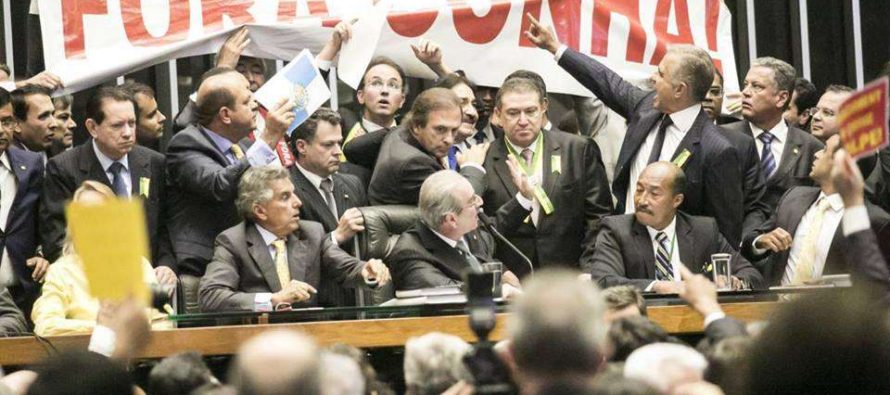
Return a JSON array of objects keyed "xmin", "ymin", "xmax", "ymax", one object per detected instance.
[
  {"xmin": 41, "ymin": 86, "xmax": 177, "ymax": 282},
  {"xmin": 589, "ymin": 162, "xmax": 763, "ymax": 293},
  {"xmin": 122, "ymin": 82, "xmax": 167, "ymax": 152},
  {"xmin": 48, "ymin": 95, "xmax": 75, "ymax": 157}
]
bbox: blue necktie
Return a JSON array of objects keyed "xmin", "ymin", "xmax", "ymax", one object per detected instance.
[
  {"xmin": 447, "ymin": 146, "xmax": 459, "ymax": 170},
  {"xmin": 108, "ymin": 162, "xmax": 128, "ymax": 197},
  {"xmin": 758, "ymin": 132, "xmax": 777, "ymax": 179},
  {"xmin": 473, "ymin": 130, "xmax": 487, "ymax": 145}
]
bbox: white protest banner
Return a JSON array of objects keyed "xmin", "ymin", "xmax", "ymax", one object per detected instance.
[{"xmin": 38, "ymin": 0, "xmax": 739, "ymax": 96}]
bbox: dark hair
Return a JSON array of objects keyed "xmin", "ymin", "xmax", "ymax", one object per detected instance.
[
  {"xmin": 85, "ymin": 86, "xmax": 136, "ymax": 125},
  {"xmin": 505, "ymin": 69, "xmax": 547, "ymax": 97},
  {"xmin": 120, "ymin": 81, "xmax": 156, "ymax": 121},
  {"xmin": 825, "ymin": 84, "xmax": 855, "ymax": 95},
  {"xmin": 0, "ymin": 87, "xmax": 10, "ymax": 109},
  {"xmin": 289, "ymin": 107, "xmax": 342, "ymax": 155},
  {"xmin": 196, "ymin": 67, "xmax": 240, "ymax": 127},
  {"xmin": 792, "ymin": 78, "xmax": 819, "ymax": 114},
  {"xmin": 704, "ymin": 337, "xmax": 753, "ymax": 394},
  {"xmin": 435, "ymin": 73, "xmax": 476, "ymax": 92},
  {"xmin": 607, "ymin": 316, "xmax": 677, "ymax": 362},
  {"xmin": 27, "ymin": 351, "xmax": 133, "ymax": 395},
  {"xmin": 148, "ymin": 352, "xmax": 216, "ymax": 395},
  {"xmin": 713, "ymin": 66, "xmax": 724, "ymax": 87},
  {"xmin": 52, "ymin": 94, "xmax": 73, "ymax": 110},
  {"xmin": 407, "ymin": 87, "xmax": 461, "ymax": 130},
  {"xmin": 670, "ymin": 165, "xmax": 687, "ymax": 196},
  {"xmin": 11, "ymin": 84, "xmax": 52, "ymax": 121},
  {"xmin": 495, "ymin": 77, "xmax": 544, "ymax": 108},
  {"xmin": 358, "ymin": 56, "xmax": 407, "ymax": 94},
  {"xmin": 602, "ymin": 286, "xmax": 647, "ymax": 316}
]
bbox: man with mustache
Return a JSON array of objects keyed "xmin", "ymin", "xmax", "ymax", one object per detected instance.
[
  {"xmin": 48, "ymin": 95, "xmax": 75, "ymax": 157},
  {"xmin": 288, "ymin": 108, "xmax": 367, "ymax": 306},
  {"xmin": 589, "ymin": 162, "xmax": 763, "ymax": 293},
  {"xmin": 40, "ymin": 86, "xmax": 176, "ymax": 284}
]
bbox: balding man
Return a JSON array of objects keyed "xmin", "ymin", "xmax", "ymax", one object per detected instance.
[
  {"xmin": 230, "ymin": 330, "xmax": 322, "ymax": 395},
  {"xmin": 588, "ymin": 163, "xmax": 763, "ymax": 294},
  {"xmin": 166, "ymin": 67, "xmax": 294, "ymax": 278},
  {"xmin": 527, "ymin": 16, "xmax": 747, "ymax": 247}
]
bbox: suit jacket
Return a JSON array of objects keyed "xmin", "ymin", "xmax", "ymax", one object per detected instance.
[
  {"xmin": 741, "ymin": 186, "xmax": 890, "ymax": 285},
  {"xmin": 721, "ymin": 121, "xmax": 823, "ymax": 211},
  {"xmin": 165, "ymin": 125, "xmax": 253, "ymax": 276},
  {"xmin": 866, "ymin": 145, "xmax": 890, "ymax": 213},
  {"xmin": 368, "ymin": 126, "xmax": 483, "ymax": 205},
  {"xmin": 843, "ymin": 229, "xmax": 890, "ymax": 296},
  {"xmin": 717, "ymin": 124, "xmax": 771, "ymax": 239},
  {"xmin": 290, "ymin": 166, "xmax": 367, "ymax": 306},
  {"xmin": 559, "ymin": 48, "xmax": 746, "ymax": 246},
  {"xmin": 0, "ymin": 286, "xmax": 26, "ymax": 336},
  {"xmin": 40, "ymin": 141, "xmax": 172, "ymax": 267},
  {"xmin": 1, "ymin": 148, "xmax": 43, "ymax": 307},
  {"xmin": 198, "ymin": 221, "xmax": 366, "ymax": 312},
  {"xmin": 343, "ymin": 126, "xmax": 390, "ymax": 170},
  {"xmin": 470, "ymin": 129, "xmax": 613, "ymax": 276},
  {"xmin": 388, "ymin": 222, "xmax": 495, "ymax": 291},
  {"xmin": 588, "ymin": 212, "xmax": 764, "ymax": 290}
]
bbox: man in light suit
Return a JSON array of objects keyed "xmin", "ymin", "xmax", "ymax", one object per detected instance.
[
  {"xmin": 588, "ymin": 162, "xmax": 763, "ymax": 293},
  {"xmin": 470, "ymin": 77, "xmax": 613, "ymax": 276},
  {"xmin": 387, "ymin": 170, "xmax": 521, "ymax": 291},
  {"xmin": 0, "ymin": 88, "xmax": 47, "ymax": 319},
  {"xmin": 288, "ymin": 107, "xmax": 367, "ymax": 306},
  {"xmin": 526, "ymin": 16, "xmax": 746, "ymax": 247},
  {"xmin": 40, "ymin": 86, "xmax": 175, "ymax": 282},
  {"xmin": 741, "ymin": 135, "xmax": 890, "ymax": 286},
  {"xmin": 198, "ymin": 167, "xmax": 390, "ymax": 312},
  {"xmin": 721, "ymin": 57, "xmax": 824, "ymax": 212},
  {"xmin": 165, "ymin": 67, "xmax": 294, "ymax": 278}
]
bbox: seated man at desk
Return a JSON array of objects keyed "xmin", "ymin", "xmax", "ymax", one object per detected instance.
[
  {"xmin": 198, "ymin": 167, "xmax": 390, "ymax": 312},
  {"xmin": 387, "ymin": 170, "xmax": 521, "ymax": 293},
  {"xmin": 587, "ymin": 162, "xmax": 764, "ymax": 293}
]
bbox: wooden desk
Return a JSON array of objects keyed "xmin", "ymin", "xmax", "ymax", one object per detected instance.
[{"xmin": 0, "ymin": 301, "xmax": 776, "ymax": 366}]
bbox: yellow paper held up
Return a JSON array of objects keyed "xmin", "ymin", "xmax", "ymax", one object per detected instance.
[{"xmin": 66, "ymin": 199, "xmax": 149, "ymax": 304}]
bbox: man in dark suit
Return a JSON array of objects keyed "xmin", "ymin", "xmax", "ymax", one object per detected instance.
[
  {"xmin": 388, "ymin": 170, "xmax": 521, "ymax": 291},
  {"xmin": 0, "ymin": 89, "xmax": 47, "ymax": 318},
  {"xmin": 588, "ymin": 162, "xmax": 763, "ymax": 293},
  {"xmin": 166, "ymin": 67, "xmax": 294, "ymax": 278},
  {"xmin": 289, "ymin": 108, "xmax": 367, "ymax": 306},
  {"xmin": 120, "ymin": 82, "xmax": 166, "ymax": 152},
  {"xmin": 472, "ymin": 77, "xmax": 613, "ymax": 276},
  {"xmin": 198, "ymin": 167, "xmax": 390, "ymax": 312},
  {"xmin": 40, "ymin": 86, "xmax": 176, "ymax": 282},
  {"xmin": 526, "ymin": 15, "xmax": 747, "ymax": 247},
  {"xmin": 721, "ymin": 57, "xmax": 824, "ymax": 211},
  {"xmin": 368, "ymin": 88, "xmax": 484, "ymax": 205},
  {"xmin": 741, "ymin": 135, "xmax": 890, "ymax": 286}
]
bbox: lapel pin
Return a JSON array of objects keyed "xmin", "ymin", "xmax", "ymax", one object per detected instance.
[
  {"xmin": 19, "ymin": 165, "xmax": 25, "ymax": 170},
  {"xmin": 793, "ymin": 147, "xmax": 799, "ymax": 155}
]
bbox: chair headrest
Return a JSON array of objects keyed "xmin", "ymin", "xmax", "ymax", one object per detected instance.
[{"xmin": 356, "ymin": 205, "xmax": 420, "ymax": 260}]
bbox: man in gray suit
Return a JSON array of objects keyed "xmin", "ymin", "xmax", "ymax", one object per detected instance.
[
  {"xmin": 0, "ymin": 285, "xmax": 26, "ymax": 336},
  {"xmin": 199, "ymin": 167, "xmax": 390, "ymax": 312},
  {"xmin": 166, "ymin": 67, "xmax": 294, "ymax": 277},
  {"xmin": 588, "ymin": 162, "xmax": 764, "ymax": 293}
]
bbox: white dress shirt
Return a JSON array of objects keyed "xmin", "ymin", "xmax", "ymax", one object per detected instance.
[
  {"xmin": 0, "ymin": 153, "xmax": 16, "ymax": 287},
  {"xmin": 253, "ymin": 224, "xmax": 288, "ymax": 311},
  {"xmin": 780, "ymin": 193, "xmax": 844, "ymax": 285},
  {"xmin": 625, "ymin": 104, "xmax": 701, "ymax": 213},
  {"xmin": 644, "ymin": 216, "xmax": 682, "ymax": 290},
  {"xmin": 750, "ymin": 120, "xmax": 788, "ymax": 172},
  {"xmin": 92, "ymin": 140, "xmax": 132, "ymax": 197}
]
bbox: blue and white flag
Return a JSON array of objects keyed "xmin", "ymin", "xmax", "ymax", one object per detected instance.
[{"xmin": 254, "ymin": 49, "xmax": 331, "ymax": 135}]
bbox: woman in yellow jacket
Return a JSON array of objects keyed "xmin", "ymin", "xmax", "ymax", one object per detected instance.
[{"xmin": 32, "ymin": 181, "xmax": 169, "ymax": 337}]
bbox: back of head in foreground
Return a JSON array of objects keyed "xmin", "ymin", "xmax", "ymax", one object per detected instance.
[
  {"xmin": 229, "ymin": 330, "xmax": 322, "ymax": 395},
  {"xmin": 743, "ymin": 289, "xmax": 890, "ymax": 394},
  {"xmin": 404, "ymin": 332, "xmax": 473, "ymax": 395},
  {"xmin": 26, "ymin": 351, "xmax": 132, "ymax": 395}
]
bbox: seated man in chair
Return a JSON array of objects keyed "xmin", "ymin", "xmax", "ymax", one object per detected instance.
[
  {"xmin": 198, "ymin": 166, "xmax": 390, "ymax": 312},
  {"xmin": 387, "ymin": 170, "xmax": 521, "ymax": 293}
]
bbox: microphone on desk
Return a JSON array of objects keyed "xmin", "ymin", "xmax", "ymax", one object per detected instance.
[{"xmin": 477, "ymin": 209, "xmax": 534, "ymax": 275}]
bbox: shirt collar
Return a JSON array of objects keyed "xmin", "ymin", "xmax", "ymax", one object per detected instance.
[
  {"xmin": 361, "ymin": 117, "xmax": 396, "ymax": 133},
  {"xmin": 295, "ymin": 162, "xmax": 327, "ymax": 190},
  {"xmin": 818, "ymin": 192, "xmax": 845, "ymax": 212},
  {"xmin": 201, "ymin": 126, "xmax": 235, "ymax": 156},
  {"xmin": 667, "ymin": 104, "xmax": 702, "ymax": 134},
  {"xmin": 506, "ymin": 131, "xmax": 543, "ymax": 153},
  {"xmin": 255, "ymin": 223, "xmax": 280, "ymax": 247},
  {"xmin": 646, "ymin": 215, "xmax": 678, "ymax": 241},
  {"xmin": 91, "ymin": 140, "xmax": 129, "ymax": 172},
  {"xmin": 750, "ymin": 119, "xmax": 789, "ymax": 143},
  {"xmin": 430, "ymin": 227, "xmax": 459, "ymax": 248},
  {"xmin": 0, "ymin": 151, "xmax": 10, "ymax": 171}
]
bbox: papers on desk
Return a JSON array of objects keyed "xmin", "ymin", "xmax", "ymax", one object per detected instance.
[
  {"xmin": 769, "ymin": 274, "xmax": 852, "ymax": 291},
  {"xmin": 383, "ymin": 286, "xmax": 465, "ymax": 306}
]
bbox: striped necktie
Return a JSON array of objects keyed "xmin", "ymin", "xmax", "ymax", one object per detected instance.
[
  {"xmin": 655, "ymin": 231, "xmax": 674, "ymax": 281},
  {"xmin": 758, "ymin": 132, "xmax": 777, "ymax": 179}
]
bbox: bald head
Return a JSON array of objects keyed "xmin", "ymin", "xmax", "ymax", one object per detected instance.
[
  {"xmin": 196, "ymin": 67, "xmax": 257, "ymax": 139},
  {"xmin": 641, "ymin": 162, "xmax": 686, "ymax": 196},
  {"xmin": 230, "ymin": 330, "xmax": 321, "ymax": 395},
  {"xmin": 634, "ymin": 162, "xmax": 686, "ymax": 230}
]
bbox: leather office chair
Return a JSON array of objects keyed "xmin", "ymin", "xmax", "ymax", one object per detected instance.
[{"xmin": 353, "ymin": 205, "xmax": 419, "ymax": 305}]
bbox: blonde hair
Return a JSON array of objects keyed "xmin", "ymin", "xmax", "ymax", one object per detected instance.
[{"xmin": 62, "ymin": 181, "xmax": 116, "ymax": 256}]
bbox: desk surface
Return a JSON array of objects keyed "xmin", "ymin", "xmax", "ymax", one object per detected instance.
[{"xmin": 0, "ymin": 301, "xmax": 776, "ymax": 366}]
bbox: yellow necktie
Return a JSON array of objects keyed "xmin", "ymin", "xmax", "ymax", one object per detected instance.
[
  {"xmin": 272, "ymin": 239, "xmax": 290, "ymax": 289},
  {"xmin": 230, "ymin": 144, "xmax": 245, "ymax": 160},
  {"xmin": 792, "ymin": 198, "xmax": 831, "ymax": 284}
]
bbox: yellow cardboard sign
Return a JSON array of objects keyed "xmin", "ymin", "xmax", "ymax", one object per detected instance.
[{"xmin": 66, "ymin": 199, "xmax": 149, "ymax": 304}]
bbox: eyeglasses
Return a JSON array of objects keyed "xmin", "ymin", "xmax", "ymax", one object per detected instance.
[{"xmin": 366, "ymin": 80, "xmax": 403, "ymax": 91}]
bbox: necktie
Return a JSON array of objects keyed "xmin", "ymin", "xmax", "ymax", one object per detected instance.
[
  {"xmin": 792, "ymin": 198, "xmax": 832, "ymax": 284},
  {"xmin": 230, "ymin": 144, "xmax": 245, "ymax": 162},
  {"xmin": 447, "ymin": 146, "xmax": 459, "ymax": 170},
  {"xmin": 319, "ymin": 178, "xmax": 338, "ymax": 219},
  {"xmin": 647, "ymin": 115, "xmax": 674, "ymax": 164},
  {"xmin": 758, "ymin": 132, "xmax": 777, "ymax": 179},
  {"xmin": 520, "ymin": 148, "xmax": 533, "ymax": 167},
  {"xmin": 456, "ymin": 239, "xmax": 483, "ymax": 272},
  {"xmin": 108, "ymin": 162, "xmax": 128, "ymax": 197},
  {"xmin": 272, "ymin": 239, "xmax": 290, "ymax": 289},
  {"xmin": 473, "ymin": 130, "xmax": 487, "ymax": 145},
  {"xmin": 654, "ymin": 231, "xmax": 674, "ymax": 281}
]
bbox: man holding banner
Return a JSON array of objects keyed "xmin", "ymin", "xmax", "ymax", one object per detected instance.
[{"xmin": 525, "ymin": 15, "xmax": 747, "ymax": 248}]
